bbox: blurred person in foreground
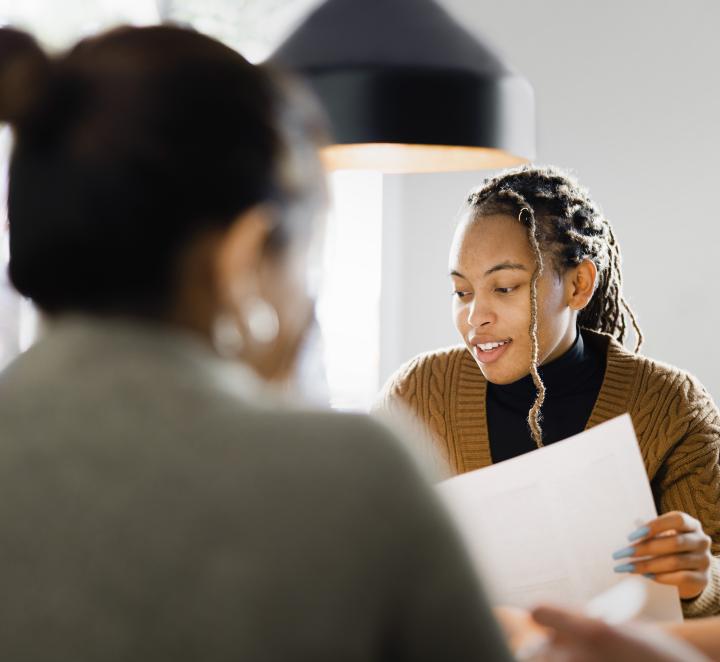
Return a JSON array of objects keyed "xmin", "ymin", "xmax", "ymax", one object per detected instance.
[{"xmin": 0, "ymin": 25, "xmax": 513, "ymax": 661}]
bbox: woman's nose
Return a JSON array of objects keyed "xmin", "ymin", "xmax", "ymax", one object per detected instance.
[{"xmin": 466, "ymin": 296, "xmax": 495, "ymax": 328}]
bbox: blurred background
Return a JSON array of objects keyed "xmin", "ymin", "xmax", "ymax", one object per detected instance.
[{"xmin": 1, "ymin": 0, "xmax": 718, "ymax": 409}]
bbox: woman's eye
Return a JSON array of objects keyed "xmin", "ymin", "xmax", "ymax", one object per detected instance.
[
  {"xmin": 453, "ymin": 290, "xmax": 471, "ymax": 299},
  {"xmin": 495, "ymin": 287, "xmax": 515, "ymax": 294}
]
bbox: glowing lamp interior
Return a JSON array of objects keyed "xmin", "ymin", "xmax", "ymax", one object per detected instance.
[{"xmin": 321, "ymin": 143, "xmax": 528, "ymax": 174}]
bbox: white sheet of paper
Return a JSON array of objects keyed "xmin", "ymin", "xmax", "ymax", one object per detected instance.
[{"xmin": 437, "ymin": 414, "xmax": 682, "ymax": 622}]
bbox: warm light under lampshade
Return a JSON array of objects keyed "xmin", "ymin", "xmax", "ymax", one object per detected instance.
[{"xmin": 321, "ymin": 143, "xmax": 528, "ymax": 174}]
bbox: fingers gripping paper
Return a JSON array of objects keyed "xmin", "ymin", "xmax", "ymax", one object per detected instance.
[{"xmin": 437, "ymin": 414, "xmax": 682, "ymax": 622}]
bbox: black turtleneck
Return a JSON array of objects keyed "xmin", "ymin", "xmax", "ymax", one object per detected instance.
[{"xmin": 487, "ymin": 329, "xmax": 606, "ymax": 463}]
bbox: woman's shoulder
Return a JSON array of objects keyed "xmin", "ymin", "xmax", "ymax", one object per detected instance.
[
  {"xmin": 587, "ymin": 330, "xmax": 717, "ymax": 426},
  {"xmin": 611, "ymin": 337, "xmax": 709, "ymax": 399}
]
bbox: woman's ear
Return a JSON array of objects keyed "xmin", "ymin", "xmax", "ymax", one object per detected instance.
[
  {"xmin": 214, "ymin": 206, "xmax": 273, "ymax": 304},
  {"xmin": 567, "ymin": 259, "xmax": 597, "ymax": 311}
]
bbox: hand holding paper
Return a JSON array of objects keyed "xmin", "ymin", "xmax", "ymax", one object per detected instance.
[
  {"xmin": 437, "ymin": 414, "xmax": 683, "ymax": 622},
  {"xmin": 613, "ymin": 511, "xmax": 712, "ymax": 599}
]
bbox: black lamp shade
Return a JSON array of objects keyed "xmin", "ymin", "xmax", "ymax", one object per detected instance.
[{"xmin": 270, "ymin": 0, "xmax": 535, "ymax": 173}]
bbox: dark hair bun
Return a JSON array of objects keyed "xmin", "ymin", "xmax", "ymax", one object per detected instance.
[{"xmin": 0, "ymin": 27, "xmax": 50, "ymax": 126}]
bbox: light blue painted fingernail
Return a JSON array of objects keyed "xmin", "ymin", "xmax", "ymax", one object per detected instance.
[
  {"xmin": 614, "ymin": 563, "xmax": 636, "ymax": 573},
  {"xmin": 628, "ymin": 526, "xmax": 650, "ymax": 542},
  {"xmin": 612, "ymin": 546, "xmax": 635, "ymax": 560},
  {"xmin": 644, "ymin": 573, "xmax": 655, "ymax": 579}
]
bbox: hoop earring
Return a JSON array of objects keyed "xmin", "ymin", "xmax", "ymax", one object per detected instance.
[{"xmin": 245, "ymin": 296, "xmax": 279, "ymax": 344}]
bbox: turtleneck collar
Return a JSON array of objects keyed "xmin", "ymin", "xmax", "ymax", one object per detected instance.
[
  {"xmin": 486, "ymin": 327, "xmax": 607, "ymax": 460},
  {"xmin": 490, "ymin": 328, "xmax": 598, "ymax": 403}
]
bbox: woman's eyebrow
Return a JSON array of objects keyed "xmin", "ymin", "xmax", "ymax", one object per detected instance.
[
  {"xmin": 484, "ymin": 262, "xmax": 527, "ymax": 276},
  {"xmin": 450, "ymin": 263, "xmax": 527, "ymax": 279}
]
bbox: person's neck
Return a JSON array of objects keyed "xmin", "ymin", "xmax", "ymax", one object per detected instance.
[
  {"xmin": 540, "ymin": 321, "xmax": 579, "ymax": 367},
  {"xmin": 168, "ymin": 229, "xmax": 225, "ymax": 348}
]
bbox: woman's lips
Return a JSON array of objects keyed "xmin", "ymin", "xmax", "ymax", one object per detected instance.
[{"xmin": 472, "ymin": 340, "xmax": 512, "ymax": 365}]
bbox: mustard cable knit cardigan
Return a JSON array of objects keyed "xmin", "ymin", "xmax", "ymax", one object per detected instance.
[{"xmin": 378, "ymin": 330, "xmax": 720, "ymax": 618}]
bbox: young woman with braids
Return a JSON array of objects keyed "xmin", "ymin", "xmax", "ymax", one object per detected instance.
[{"xmin": 378, "ymin": 165, "xmax": 720, "ymax": 618}]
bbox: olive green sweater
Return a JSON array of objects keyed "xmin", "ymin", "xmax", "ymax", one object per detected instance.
[{"xmin": 378, "ymin": 330, "xmax": 720, "ymax": 618}]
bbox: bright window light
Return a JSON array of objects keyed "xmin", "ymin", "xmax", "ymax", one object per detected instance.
[
  {"xmin": 316, "ymin": 171, "xmax": 383, "ymax": 411},
  {"xmin": 0, "ymin": 127, "xmax": 22, "ymax": 370}
]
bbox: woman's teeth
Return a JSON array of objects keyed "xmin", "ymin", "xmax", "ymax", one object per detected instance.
[{"xmin": 478, "ymin": 340, "xmax": 510, "ymax": 352}]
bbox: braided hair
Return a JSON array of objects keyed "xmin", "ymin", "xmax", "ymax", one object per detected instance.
[{"xmin": 466, "ymin": 165, "xmax": 643, "ymax": 447}]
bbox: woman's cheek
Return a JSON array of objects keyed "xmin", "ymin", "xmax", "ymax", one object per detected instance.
[
  {"xmin": 452, "ymin": 300, "xmax": 467, "ymax": 333},
  {"xmin": 500, "ymin": 296, "xmax": 530, "ymax": 332}
]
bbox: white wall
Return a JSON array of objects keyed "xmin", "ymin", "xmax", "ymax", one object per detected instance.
[{"xmin": 379, "ymin": 0, "xmax": 720, "ymax": 400}]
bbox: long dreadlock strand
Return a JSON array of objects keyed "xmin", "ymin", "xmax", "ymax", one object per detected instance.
[
  {"xmin": 523, "ymin": 206, "xmax": 547, "ymax": 449},
  {"xmin": 606, "ymin": 226, "xmax": 644, "ymax": 352},
  {"xmin": 496, "ymin": 188, "xmax": 546, "ymax": 448}
]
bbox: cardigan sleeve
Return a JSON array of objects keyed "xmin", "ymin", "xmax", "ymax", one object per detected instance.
[{"xmin": 652, "ymin": 375, "xmax": 720, "ymax": 618}]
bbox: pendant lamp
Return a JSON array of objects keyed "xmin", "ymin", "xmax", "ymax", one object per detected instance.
[{"xmin": 270, "ymin": 0, "xmax": 535, "ymax": 173}]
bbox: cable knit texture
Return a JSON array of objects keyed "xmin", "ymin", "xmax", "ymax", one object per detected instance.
[{"xmin": 378, "ymin": 330, "xmax": 720, "ymax": 618}]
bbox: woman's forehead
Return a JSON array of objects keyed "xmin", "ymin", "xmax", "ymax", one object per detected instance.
[{"xmin": 450, "ymin": 213, "xmax": 534, "ymax": 275}]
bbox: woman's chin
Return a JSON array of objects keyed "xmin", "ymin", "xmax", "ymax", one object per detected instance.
[
  {"xmin": 469, "ymin": 343, "xmax": 532, "ymax": 385},
  {"xmin": 476, "ymin": 361, "xmax": 527, "ymax": 386}
]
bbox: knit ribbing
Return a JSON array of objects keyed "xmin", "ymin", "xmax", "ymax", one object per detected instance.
[
  {"xmin": 455, "ymin": 351, "xmax": 489, "ymax": 472},
  {"xmin": 378, "ymin": 330, "xmax": 720, "ymax": 617}
]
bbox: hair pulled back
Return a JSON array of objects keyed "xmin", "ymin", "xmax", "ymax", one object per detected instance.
[{"xmin": 0, "ymin": 25, "xmax": 326, "ymax": 315}]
